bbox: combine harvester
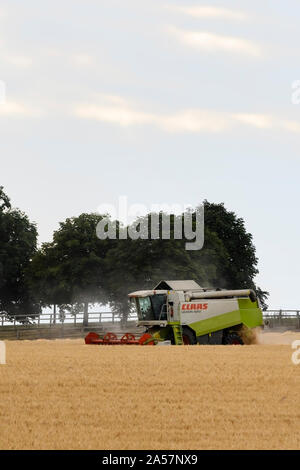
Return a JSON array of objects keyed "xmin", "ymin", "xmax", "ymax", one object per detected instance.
[{"xmin": 85, "ymin": 280, "xmax": 263, "ymax": 346}]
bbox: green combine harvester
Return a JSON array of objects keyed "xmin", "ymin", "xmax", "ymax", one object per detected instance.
[{"xmin": 129, "ymin": 280, "xmax": 263, "ymax": 345}]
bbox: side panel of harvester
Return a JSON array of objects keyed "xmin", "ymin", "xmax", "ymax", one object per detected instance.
[{"xmin": 179, "ymin": 297, "xmax": 263, "ymax": 337}]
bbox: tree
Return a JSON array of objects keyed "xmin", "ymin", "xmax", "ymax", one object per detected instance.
[
  {"xmin": 203, "ymin": 201, "xmax": 269, "ymax": 308},
  {"xmin": 104, "ymin": 204, "xmax": 268, "ymax": 319},
  {"xmin": 27, "ymin": 201, "xmax": 268, "ymax": 325},
  {"xmin": 103, "ymin": 212, "xmax": 231, "ymax": 323},
  {"xmin": 27, "ymin": 213, "xmax": 113, "ymax": 324},
  {"xmin": 0, "ymin": 186, "xmax": 39, "ymax": 320}
]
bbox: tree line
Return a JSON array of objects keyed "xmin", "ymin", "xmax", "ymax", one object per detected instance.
[{"xmin": 0, "ymin": 186, "xmax": 268, "ymax": 323}]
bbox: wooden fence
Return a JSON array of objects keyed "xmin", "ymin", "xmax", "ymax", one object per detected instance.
[
  {"xmin": 0, "ymin": 312, "xmax": 141, "ymax": 340},
  {"xmin": 0, "ymin": 311, "xmax": 132, "ymax": 328},
  {"xmin": 263, "ymin": 310, "xmax": 300, "ymax": 329},
  {"xmin": 0, "ymin": 310, "xmax": 299, "ymax": 328},
  {"xmin": 0, "ymin": 309, "xmax": 299, "ymax": 340}
]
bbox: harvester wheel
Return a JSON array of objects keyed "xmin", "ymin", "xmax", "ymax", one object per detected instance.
[
  {"xmin": 121, "ymin": 333, "xmax": 136, "ymax": 344},
  {"xmin": 103, "ymin": 332, "xmax": 118, "ymax": 342},
  {"xmin": 182, "ymin": 328, "xmax": 197, "ymax": 345},
  {"xmin": 85, "ymin": 332, "xmax": 100, "ymax": 344},
  {"xmin": 223, "ymin": 332, "xmax": 243, "ymax": 345}
]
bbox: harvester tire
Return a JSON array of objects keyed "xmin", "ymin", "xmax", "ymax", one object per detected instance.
[
  {"xmin": 182, "ymin": 327, "xmax": 197, "ymax": 345},
  {"xmin": 223, "ymin": 332, "xmax": 243, "ymax": 345}
]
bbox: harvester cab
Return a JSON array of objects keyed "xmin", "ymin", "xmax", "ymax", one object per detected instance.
[{"xmin": 129, "ymin": 280, "xmax": 263, "ymax": 345}]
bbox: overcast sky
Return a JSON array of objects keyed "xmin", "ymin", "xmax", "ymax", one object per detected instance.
[{"xmin": 1, "ymin": 0, "xmax": 300, "ymax": 309}]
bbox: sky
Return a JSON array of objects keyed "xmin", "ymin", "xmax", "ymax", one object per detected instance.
[{"xmin": 1, "ymin": 0, "xmax": 300, "ymax": 309}]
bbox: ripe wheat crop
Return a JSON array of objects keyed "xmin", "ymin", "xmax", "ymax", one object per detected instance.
[{"xmin": 0, "ymin": 338, "xmax": 300, "ymax": 449}]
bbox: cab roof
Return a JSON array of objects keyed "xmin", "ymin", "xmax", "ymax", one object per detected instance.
[{"xmin": 153, "ymin": 280, "xmax": 201, "ymax": 291}]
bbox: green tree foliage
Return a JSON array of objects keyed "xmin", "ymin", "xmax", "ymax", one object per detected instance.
[
  {"xmin": 0, "ymin": 186, "xmax": 39, "ymax": 320},
  {"xmin": 26, "ymin": 213, "xmax": 113, "ymax": 322},
  {"xmin": 203, "ymin": 201, "xmax": 269, "ymax": 308},
  {"xmin": 103, "ymin": 206, "xmax": 268, "ymax": 318},
  {"xmin": 103, "ymin": 213, "xmax": 230, "ymax": 322},
  {"xmin": 27, "ymin": 202, "xmax": 268, "ymax": 323}
]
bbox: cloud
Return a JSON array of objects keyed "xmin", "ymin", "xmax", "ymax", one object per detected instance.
[
  {"xmin": 75, "ymin": 98, "xmax": 155, "ymax": 126},
  {"xmin": 0, "ymin": 101, "xmax": 42, "ymax": 117},
  {"xmin": 232, "ymin": 114, "xmax": 300, "ymax": 134},
  {"xmin": 0, "ymin": 51, "xmax": 33, "ymax": 67},
  {"xmin": 71, "ymin": 54, "xmax": 95, "ymax": 67},
  {"xmin": 160, "ymin": 110, "xmax": 229, "ymax": 133},
  {"xmin": 167, "ymin": 26, "xmax": 262, "ymax": 57},
  {"xmin": 169, "ymin": 5, "xmax": 248, "ymax": 21},
  {"xmin": 280, "ymin": 120, "xmax": 300, "ymax": 133},
  {"xmin": 74, "ymin": 95, "xmax": 229, "ymax": 132},
  {"xmin": 6, "ymin": 55, "xmax": 33, "ymax": 67},
  {"xmin": 233, "ymin": 113, "xmax": 273, "ymax": 129},
  {"xmin": 73, "ymin": 94, "xmax": 300, "ymax": 135}
]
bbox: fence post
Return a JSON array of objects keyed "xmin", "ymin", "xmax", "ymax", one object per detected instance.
[
  {"xmin": 83, "ymin": 302, "xmax": 89, "ymax": 327},
  {"xmin": 297, "ymin": 311, "xmax": 300, "ymax": 330},
  {"xmin": 53, "ymin": 304, "xmax": 56, "ymax": 325},
  {"xmin": 279, "ymin": 309, "xmax": 282, "ymax": 327},
  {"xmin": 38, "ymin": 315, "xmax": 40, "ymax": 327}
]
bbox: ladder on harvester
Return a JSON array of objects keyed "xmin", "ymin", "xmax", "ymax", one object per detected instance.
[{"xmin": 171, "ymin": 323, "xmax": 183, "ymax": 345}]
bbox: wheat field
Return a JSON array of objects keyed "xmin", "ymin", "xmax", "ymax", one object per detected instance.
[{"xmin": 0, "ymin": 336, "xmax": 300, "ymax": 450}]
